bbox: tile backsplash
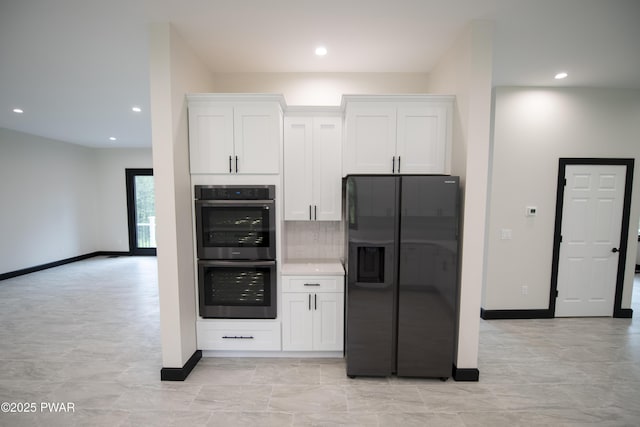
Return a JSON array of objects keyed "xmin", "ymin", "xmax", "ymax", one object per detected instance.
[{"xmin": 282, "ymin": 221, "xmax": 344, "ymax": 261}]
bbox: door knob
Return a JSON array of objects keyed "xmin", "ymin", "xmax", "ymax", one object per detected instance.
[{"xmin": 612, "ymin": 247, "xmax": 619, "ymax": 253}]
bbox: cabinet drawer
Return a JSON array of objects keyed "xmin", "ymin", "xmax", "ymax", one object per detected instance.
[
  {"xmin": 197, "ymin": 320, "xmax": 281, "ymax": 351},
  {"xmin": 282, "ymin": 276, "xmax": 344, "ymax": 293}
]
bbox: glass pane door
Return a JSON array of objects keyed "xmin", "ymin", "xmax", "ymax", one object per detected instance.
[{"xmin": 126, "ymin": 169, "xmax": 156, "ymax": 255}]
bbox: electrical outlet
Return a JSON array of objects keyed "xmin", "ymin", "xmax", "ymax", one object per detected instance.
[{"xmin": 521, "ymin": 285, "xmax": 528, "ymax": 295}]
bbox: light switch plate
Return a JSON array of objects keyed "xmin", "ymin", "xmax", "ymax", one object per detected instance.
[{"xmin": 500, "ymin": 229, "xmax": 513, "ymax": 240}]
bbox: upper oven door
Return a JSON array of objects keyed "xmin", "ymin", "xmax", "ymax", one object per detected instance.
[{"xmin": 195, "ymin": 199, "xmax": 276, "ymax": 260}]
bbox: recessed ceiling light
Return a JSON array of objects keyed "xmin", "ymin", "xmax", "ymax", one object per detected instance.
[
  {"xmin": 315, "ymin": 46, "xmax": 327, "ymax": 56},
  {"xmin": 132, "ymin": 106, "xmax": 141, "ymax": 113},
  {"xmin": 554, "ymin": 72, "xmax": 568, "ymax": 80},
  {"xmin": 109, "ymin": 137, "xmax": 117, "ymax": 141},
  {"xmin": 12, "ymin": 108, "xmax": 24, "ymax": 114}
]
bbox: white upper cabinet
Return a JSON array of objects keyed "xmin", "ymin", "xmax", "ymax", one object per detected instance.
[
  {"xmin": 342, "ymin": 96, "xmax": 453, "ymax": 176},
  {"xmin": 396, "ymin": 104, "xmax": 449, "ymax": 174},
  {"xmin": 188, "ymin": 105, "xmax": 234, "ymax": 174},
  {"xmin": 343, "ymin": 104, "xmax": 397, "ymax": 174},
  {"xmin": 187, "ymin": 95, "xmax": 284, "ymax": 175},
  {"xmin": 284, "ymin": 110, "xmax": 342, "ymax": 221}
]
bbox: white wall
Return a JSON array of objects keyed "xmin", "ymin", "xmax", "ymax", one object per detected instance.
[
  {"xmin": 149, "ymin": 23, "xmax": 215, "ymax": 368},
  {"xmin": 0, "ymin": 128, "xmax": 154, "ymax": 274},
  {"xmin": 95, "ymin": 148, "xmax": 153, "ymax": 251},
  {"xmin": 0, "ymin": 128, "xmax": 99, "ymax": 273},
  {"xmin": 428, "ymin": 20, "xmax": 494, "ymax": 371},
  {"xmin": 484, "ymin": 87, "xmax": 640, "ymax": 311},
  {"xmin": 211, "ymin": 72, "xmax": 430, "ymax": 105}
]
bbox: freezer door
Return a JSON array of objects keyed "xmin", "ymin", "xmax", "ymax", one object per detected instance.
[
  {"xmin": 345, "ymin": 176, "xmax": 399, "ymax": 377},
  {"xmin": 396, "ymin": 176, "xmax": 459, "ymax": 378}
]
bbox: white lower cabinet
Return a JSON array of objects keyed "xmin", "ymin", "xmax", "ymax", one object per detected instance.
[
  {"xmin": 281, "ymin": 275, "xmax": 344, "ymax": 352},
  {"xmin": 196, "ymin": 320, "xmax": 281, "ymax": 351}
]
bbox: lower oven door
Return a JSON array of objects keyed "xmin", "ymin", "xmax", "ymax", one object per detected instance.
[{"xmin": 198, "ymin": 260, "xmax": 277, "ymax": 319}]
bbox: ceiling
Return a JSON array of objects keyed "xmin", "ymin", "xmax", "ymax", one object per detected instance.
[{"xmin": 1, "ymin": 0, "xmax": 639, "ymax": 148}]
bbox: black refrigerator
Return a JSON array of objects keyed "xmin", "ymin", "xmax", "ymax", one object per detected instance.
[{"xmin": 345, "ymin": 175, "xmax": 459, "ymax": 379}]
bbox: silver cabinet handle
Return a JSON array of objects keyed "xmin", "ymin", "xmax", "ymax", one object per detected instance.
[
  {"xmin": 314, "ymin": 294, "xmax": 317, "ymax": 310},
  {"xmin": 314, "ymin": 205, "xmax": 317, "ymax": 221},
  {"xmin": 229, "ymin": 156, "xmax": 232, "ymax": 173},
  {"xmin": 235, "ymin": 156, "xmax": 239, "ymax": 173},
  {"xmin": 308, "ymin": 294, "xmax": 311, "ymax": 310},
  {"xmin": 309, "ymin": 205, "xmax": 312, "ymax": 220},
  {"xmin": 304, "ymin": 283, "xmax": 320, "ymax": 286},
  {"xmin": 222, "ymin": 335, "xmax": 254, "ymax": 339},
  {"xmin": 392, "ymin": 156, "xmax": 395, "ymax": 173},
  {"xmin": 398, "ymin": 156, "xmax": 401, "ymax": 173}
]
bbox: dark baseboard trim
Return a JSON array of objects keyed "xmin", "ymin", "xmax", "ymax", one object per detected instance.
[
  {"xmin": 452, "ymin": 365, "xmax": 479, "ymax": 382},
  {"xmin": 161, "ymin": 350, "xmax": 202, "ymax": 381},
  {"xmin": 0, "ymin": 251, "xmax": 131, "ymax": 281},
  {"xmin": 100, "ymin": 251, "xmax": 131, "ymax": 257},
  {"xmin": 614, "ymin": 308, "xmax": 633, "ymax": 318},
  {"xmin": 481, "ymin": 308, "xmax": 553, "ymax": 320}
]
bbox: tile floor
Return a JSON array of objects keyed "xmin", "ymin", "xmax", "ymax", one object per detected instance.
[{"xmin": 1, "ymin": 256, "xmax": 639, "ymax": 426}]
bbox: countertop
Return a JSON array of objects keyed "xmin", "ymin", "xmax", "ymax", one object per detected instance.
[{"xmin": 281, "ymin": 259, "xmax": 344, "ymax": 276}]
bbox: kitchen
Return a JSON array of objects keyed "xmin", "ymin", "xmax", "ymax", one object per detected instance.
[
  {"xmin": 150, "ymin": 18, "xmax": 640, "ymax": 385},
  {"xmin": 2, "ymin": 2, "xmax": 640, "ymax": 423},
  {"xmin": 181, "ymin": 92, "xmax": 463, "ymax": 381}
]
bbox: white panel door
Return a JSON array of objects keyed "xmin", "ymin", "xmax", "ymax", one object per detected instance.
[
  {"xmin": 556, "ymin": 165, "xmax": 626, "ymax": 317},
  {"xmin": 281, "ymin": 293, "xmax": 313, "ymax": 351},
  {"xmin": 396, "ymin": 105, "xmax": 447, "ymax": 174},
  {"xmin": 188, "ymin": 105, "xmax": 234, "ymax": 174},
  {"xmin": 343, "ymin": 104, "xmax": 397, "ymax": 175},
  {"xmin": 312, "ymin": 292, "xmax": 344, "ymax": 351},
  {"xmin": 283, "ymin": 117, "xmax": 313, "ymax": 220},
  {"xmin": 234, "ymin": 104, "xmax": 281, "ymax": 174},
  {"xmin": 313, "ymin": 117, "xmax": 342, "ymax": 221}
]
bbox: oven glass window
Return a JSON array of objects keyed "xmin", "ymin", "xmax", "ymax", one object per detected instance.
[
  {"xmin": 202, "ymin": 206, "xmax": 271, "ymax": 248},
  {"xmin": 203, "ymin": 266, "xmax": 271, "ymax": 307}
]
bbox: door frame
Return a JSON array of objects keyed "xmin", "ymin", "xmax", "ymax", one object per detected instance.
[
  {"xmin": 125, "ymin": 168, "xmax": 156, "ymax": 256},
  {"xmin": 549, "ymin": 158, "xmax": 634, "ymax": 318}
]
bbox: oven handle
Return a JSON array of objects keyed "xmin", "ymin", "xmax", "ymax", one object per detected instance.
[
  {"xmin": 195, "ymin": 200, "xmax": 275, "ymax": 206},
  {"xmin": 198, "ymin": 260, "xmax": 276, "ymax": 267}
]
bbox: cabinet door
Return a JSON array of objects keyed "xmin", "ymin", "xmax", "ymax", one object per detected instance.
[
  {"xmin": 343, "ymin": 104, "xmax": 397, "ymax": 175},
  {"xmin": 283, "ymin": 117, "xmax": 313, "ymax": 220},
  {"xmin": 312, "ymin": 117, "xmax": 342, "ymax": 221},
  {"xmin": 281, "ymin": 293, "xmax": 313, "ymax": 351},
  {"xmin": 313, "ymin": 292, "xmax": 344, "ymax": 351},
  {"xmin": 234, "ymin": 104, "xmax": 281, "ymax": 174},
  {"xmin": 188, "ymin": 105, "xmax": 234, "ymax": 174},
  {"xmin": 396, "ymin": 104, "xmax": 448, "ymax": 174}
]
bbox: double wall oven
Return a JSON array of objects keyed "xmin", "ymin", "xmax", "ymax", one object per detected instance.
[{"xmin": 195, "ymin": 185, "xmax": 277, "ymax": 319}]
